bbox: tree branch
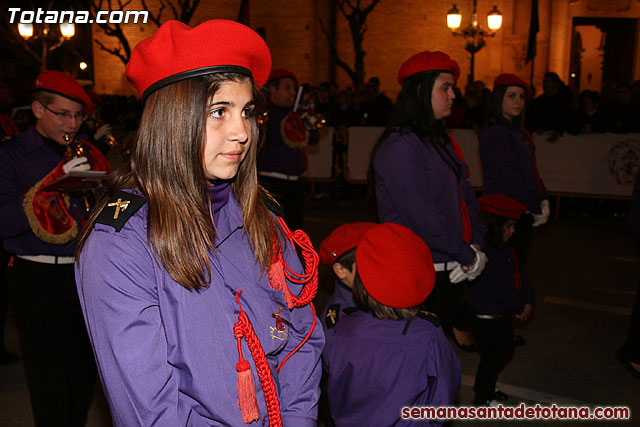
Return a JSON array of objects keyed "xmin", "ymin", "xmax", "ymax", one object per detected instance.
[
  {"xmin": 94, "ymin": 39, "xmax": 128, "ymax": 65},
  {"xmin": 140, "ymin": 0, "xmax": 165, "ymax": 27}
]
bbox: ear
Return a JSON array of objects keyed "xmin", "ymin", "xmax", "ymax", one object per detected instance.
[
  {"xmin": 32, "ymin": 100, "xmax": 43, "ymax": 119},
  {"xmin": 332, "ymin": 263, "xmax": 347, "ymax": 280}
]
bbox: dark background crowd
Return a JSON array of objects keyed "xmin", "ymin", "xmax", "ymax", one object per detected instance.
[{"xmin": 4, "ymin": 72, "xmax": 640, "ymax": 148}]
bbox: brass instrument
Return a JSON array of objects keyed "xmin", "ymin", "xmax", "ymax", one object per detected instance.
[
  {"xmin": 299, "ymin": 111, "xmax": 326, "ymax": 130},
  {"xmin": 293, "ymin": 86, "xmax": 326, "ymax": 130},
  {"xmin": 63, "ymin": 133, "xmax": 86, "ymax": 160}
]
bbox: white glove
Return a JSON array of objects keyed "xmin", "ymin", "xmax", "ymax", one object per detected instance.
[
  {"xmin": 532, "ymin": 199, "xmax": 550, "ymax": 227},
  {"xmin": 94, "ymin": 123, "xmax": 112, "ymax": 141},
  {"xmin": 449, "ymin": 265, "xmax": 468, "ymax": 284},
  {"xmin": 62, "ymin": 156, "xmax": 90, "ymax": 174},
  {"xmin": 465, "ymin": 245, "xmax": 488, "ymax": 281}
]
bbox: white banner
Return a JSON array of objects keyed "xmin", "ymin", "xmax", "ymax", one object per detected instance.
[
  {"xmin": 452, "ymin": 129, "xmax": 640, "ymax": 198},
  {"xmin": 302, "ymin": 126, "xmax": 335, "ymax": 180},
  {"xmin": 333, "ymin": 127, "xmax": 640, "ymax": 198}
]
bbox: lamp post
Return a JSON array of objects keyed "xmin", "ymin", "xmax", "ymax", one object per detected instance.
[
  {"xmin": 446, "ymin": 1, "xmax": 502, "ymax": 85},
  {"xmin": 17, "ymin": 22, "xmax": 75, "ymax": 70}
]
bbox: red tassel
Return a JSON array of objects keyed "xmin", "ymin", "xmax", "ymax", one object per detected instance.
[
  {"xmin": 236, "ymin": 359, "xmax": 260, "ymax": 424},
  {"xmin": 268, "ymin": 261, "xmax": 294, "ymax": 309}
]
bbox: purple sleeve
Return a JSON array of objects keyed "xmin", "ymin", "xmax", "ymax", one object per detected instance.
[
  {"xmin": 427, "ymin": 328, "xmax": 462, "ymax": 410},
  {"xmin": 374, "ymin": 134, "xmax": 476, "ymax": 265},
  {"xmin": 75, "ymin": 221, "xmax": 179, "ymax": 427},
  {"xmin": 278, "ymin": 235, "xmax": 324, "ymax": 426}
]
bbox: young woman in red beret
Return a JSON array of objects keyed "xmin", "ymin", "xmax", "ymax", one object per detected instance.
[
  {"xmin": 479, "ymin": 73, "xmax": 550, "ymax": 262},
  {"xmin": 74, "ymin": 20, "xmax": 323, "ymax": 426},
  {"xmin": 370, "ymin": 50, "xmax": 487, "ymax": 351}
]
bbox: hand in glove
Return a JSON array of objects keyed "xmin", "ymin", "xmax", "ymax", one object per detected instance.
[
  {"xmin": 449, "ymin": 265, "xmax": 468, "ymax": 284},
  {"xmin": 464, "ymin": 245, "xmax": 488, "ymax": 281},
  {"xmin": 532, "ymin": 199, "xmax": 550, "ymax": 227},
  {"xmin": 62, "ymin": 156, "xmax": 90, "ymax": 174},
  {"xmin": 94, "ymin": 123, "xmax": 112, "ymax": 141}
]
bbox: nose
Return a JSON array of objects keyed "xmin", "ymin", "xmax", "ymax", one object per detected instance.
[
  {"xmin": 64, "ymin": 114, "xmax": 84, "ymax": 128},
  {"xmin": 228, "ymin": 115, "xmax": 250, "ymax": 144},
  {"xmin": 448, "ymin": 87, "xmax": 456, "ymax": 99}
]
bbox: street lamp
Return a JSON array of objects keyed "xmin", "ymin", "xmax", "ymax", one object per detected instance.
[
  {"xmin": 446, "ymin": 1, "xmax": 502, "ymax": 84},
  {"xmin": 17, "ymin": 22, "xmax": 75, "ymax": 70}
]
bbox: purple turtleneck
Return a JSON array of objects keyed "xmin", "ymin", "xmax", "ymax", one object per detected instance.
[{"xmin": 209, "ymin": 182, "xmax": 231, "ymax": 225}]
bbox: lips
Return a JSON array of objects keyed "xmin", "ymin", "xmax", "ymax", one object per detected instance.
[{"xmin": 219, "ymin": 151, "xmax": 243, "ymax": 161}]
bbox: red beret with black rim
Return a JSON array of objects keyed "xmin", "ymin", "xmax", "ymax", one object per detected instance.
[
  {"xmin": 397, "ymin": 50, "xmax": 460, "ymax": 86},
  {"xmin": 126, "ymin": 20, "xmax": 272, "ymax": 101},
  {"xmin": 33, "ymin": 71, "xmax": 93, "ymax": 113},
  {"xmin": 319, "ymin": 222, "xmax": 376, "ymax": 266},
  {"xmin": 493, "ymin": 73, "xmax": 533, "ymax": 100},
  {"xmin": 268, "ymin": 69, "xmax": 298, "ymax": 87}
]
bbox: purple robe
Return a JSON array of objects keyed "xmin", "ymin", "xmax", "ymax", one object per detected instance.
[
  {"xmin": 373, "ymin": 130, "xmax": 486, "ymax": 265},
  {"xmin": 478, "ymin": 124, "xmax": 548, "ymax": 214},
  {"xmin": 323, "ymin": 311, "xmax": 461, "ymax": 426},
  {"xmin": 466, "ymin": 245, "xmax": 535, "ymax": 315},
  {"xmin": 75, "ymin": 190, "xmax": 324, "ymax": 426}
]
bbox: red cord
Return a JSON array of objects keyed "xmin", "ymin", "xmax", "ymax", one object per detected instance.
[
  {"xmin": 277, "ymin": 303, "xmax": 317, "ymax": 372},
  {"xmin": 272, "ymin": 216, "xmax": 319, "ymax": 371},
  {"xmin": 234, "ymin": 291, "xmax": 283, "ymax": 427}
]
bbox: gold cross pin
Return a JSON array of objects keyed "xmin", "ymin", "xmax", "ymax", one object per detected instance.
[
  {"xmin": 107, "ymin": 198, "xmax": 130, "ymax": 219},
  {"xmin": 326, "ymin": 309, "xmax": 338, "ymax": 325}
]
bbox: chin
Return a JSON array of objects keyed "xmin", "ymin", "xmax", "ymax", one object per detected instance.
[{"xmin": 207, "ymin": 168, "xmax": 240, "ymax": 181}]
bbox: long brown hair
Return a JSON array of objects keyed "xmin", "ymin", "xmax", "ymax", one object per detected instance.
[{"xmin": 77, "ymin": 73, "xmax": 280, "ymax": 290}]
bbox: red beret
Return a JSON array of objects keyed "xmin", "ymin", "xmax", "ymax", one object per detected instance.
[
  {"xmin": 319, "ymin": 222, "xmax": 376, "ymax": 266},
  {"xmin": 478, "ymin": 194, "xmax": 526, "ymax": 219},
  {"xmin": 397, "ymin": 50, "xmax": 460, "ymax": 86},
  {"xmin": 268, "ymin": 69, "xmax": 298, "ymax": 87},
  {"xmin": 356, "ymin": 223, "xmax": 435, "ymax": 309},
  {"xmin": 493, "ymin": 73, "xmax": 532, "ymax": 100},
  {"xmin": 126, "ymin": 20, "xmax": 272, "ymax": 101},
  {"xmin": 33, "ymin": 71, "xmax": 92, "ymax": 113}
]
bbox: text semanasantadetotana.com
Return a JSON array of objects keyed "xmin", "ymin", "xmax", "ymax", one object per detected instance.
[{"xmin": 401, "ymin": 403, "xmax": 630, "ymax": 420}]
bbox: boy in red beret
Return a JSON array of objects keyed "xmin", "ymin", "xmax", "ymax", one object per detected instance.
[
  {"xmin": 319, "ymin": 222, "xmax": 376, "ymax": 333},
  {"xmin": 466, "ymin": 194, "xmax": 535, "ymax": 405},
  {"xmin": 0, "ymin": 70, "xmax": 110, "ymax": 425},
  {"xmin": 323, "ymin": 222, "xmax": 461, "ymax": 426}
]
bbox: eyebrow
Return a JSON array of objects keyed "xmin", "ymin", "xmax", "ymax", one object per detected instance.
[{"xmin": 208, "ymin": 100, "xmax": 255, "ymax": 108}]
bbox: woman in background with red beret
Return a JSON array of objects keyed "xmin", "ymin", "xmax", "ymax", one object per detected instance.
[
  {"xmin": 479, "ymin": 73, "xmax": 550, "ymax": 262},
  {"xmin": 75, "ymin": 20, "xmax": 323, "ymax": 426},
  {"xmin": 370, "ymin": 50, "xmax": 487, "ymax": 351}
]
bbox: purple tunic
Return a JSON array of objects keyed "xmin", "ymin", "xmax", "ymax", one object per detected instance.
[
  {"xmin": 478, "ymin": 124, "xmax": 548, "ymax": 214},
  {"xmin": 0, "ymin": 126, "xmax": 82, "ymax": 256},
  {"xmin": 75, "ymin": 190, "xmax": 324, "ymax": 426},
  {"xmin": 373, "ymin": 130, "xmax": 486, "ymax": 265},
  {"xmin": 466, "ymin": 246, "xmax": 535, "ymax": 315},
  {"xmin": 323, "ymin": 311, "xmax": 461, "ymax": 426}
]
